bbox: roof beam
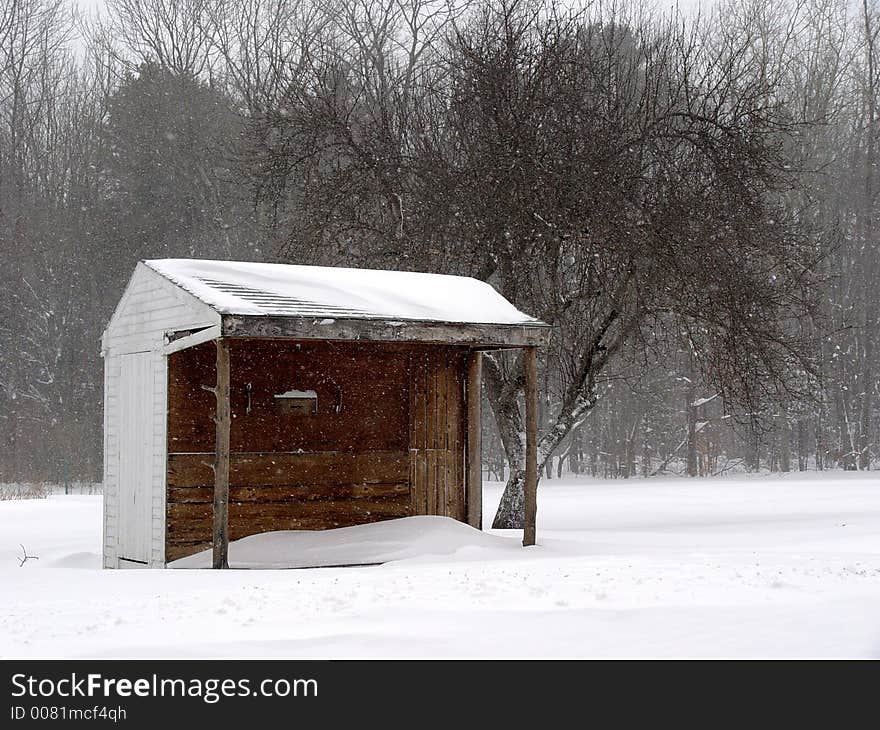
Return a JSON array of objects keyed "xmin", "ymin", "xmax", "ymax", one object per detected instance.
[
  {"xmin": 221, "ymin": 315, "xmax": 551, "ymax": 348},
  {"xmin": 162, "ymin": 324, "xmax": 222, "ymax": 354}
]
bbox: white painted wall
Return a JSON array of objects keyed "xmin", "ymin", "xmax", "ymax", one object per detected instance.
[
  {"xmin": 102, "ymin": 263, "xmax": 219, "ymax": 568},
  {"xmin": 118, "ymin": 352, "xmax": 153, "ymax": 563}
]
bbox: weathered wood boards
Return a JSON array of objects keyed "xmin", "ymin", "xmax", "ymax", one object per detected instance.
[
  {"xmin": 407, "ymin": 349, "xmax": 467, "ymax": 522},
  {"xmin": 167, "ymin": 340, "xmax": 410, "ymax": 454},
  {"xmin": 165, "ymin": 340, "xmax": 469, "ymax": 562},
  {"xmin": 222, "ymin": 314, "xmax": 551, "ymax": 349},
  {"xmin": 166, "ymin": 499, "xmax": 412, "ymax": 561},
  {"xmin": 164, "ymin": 337, "xmax": 540, "ymax": 562},
  {"xmin": 165, "ymin": 450, "xmax": 412, "ymax": 561},
  {"xmin": 167, "ymin": 450, "xmax": 409, "ymax": 488}
]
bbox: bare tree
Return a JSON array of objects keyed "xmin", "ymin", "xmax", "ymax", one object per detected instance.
[
  {"xmin": 406, "ymin": 0, "xmax": 821, "ymax": 524},
  {"xmin": 97, "ymin": 0, "xmax": 214, "ymax": 75}
]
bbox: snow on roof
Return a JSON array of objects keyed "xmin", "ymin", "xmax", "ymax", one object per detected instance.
[{"xmin": 145, "ymin": 259, "xmax": 542, "ymax": 326}]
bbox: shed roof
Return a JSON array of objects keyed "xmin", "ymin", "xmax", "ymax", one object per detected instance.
[
  {"xmin": 139, "ymin": 259, "xmax": 550, "ymax": 349},
  {"xmin": 146, "ymin": 259, "xmax": 540, "ymax": 326}
]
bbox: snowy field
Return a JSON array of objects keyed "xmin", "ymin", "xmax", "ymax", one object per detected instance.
[{"xmin": 2, "ymin": 472, "xmax": 879, "ymax": 658}]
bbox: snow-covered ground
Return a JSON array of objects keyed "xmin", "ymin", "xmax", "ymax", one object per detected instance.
[{"xmin": 2, "ymin": 472, "xmax": 879, "ymax": 658}]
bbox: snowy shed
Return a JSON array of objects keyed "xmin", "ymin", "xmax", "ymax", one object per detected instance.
[{"xmin": 101, "ymin": 259, "xmax": 550, "ymax": 568}]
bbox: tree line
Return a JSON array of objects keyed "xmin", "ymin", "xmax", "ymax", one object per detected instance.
[{"xmin": 0, "ymin": 0, "xmax": 877, "ymax": 524}]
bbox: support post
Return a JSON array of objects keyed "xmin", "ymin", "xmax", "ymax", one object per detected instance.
[
  {"xmin": 466, "ymin": 351, "xmax": 483, "ymax": 529},
  {"xmin": 213, "ymin": 338, "xmax": 231, "ymax": 569},
  {"xmin": 523, "ymin": 346, "xmax": 538, "ymax": 546}
]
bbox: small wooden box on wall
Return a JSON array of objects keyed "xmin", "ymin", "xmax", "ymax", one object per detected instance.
[{"xmin": 273, "ymin": 388, "xmax": 318, "ymax": 415}]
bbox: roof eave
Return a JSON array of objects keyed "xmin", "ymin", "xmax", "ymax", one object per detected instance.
[{"xmin": 221, "ymin": 314, "xmax": 551, "ymax": 348}]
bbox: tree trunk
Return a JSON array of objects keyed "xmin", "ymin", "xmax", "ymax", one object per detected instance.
[
  {"xmin": 858, "ymin": 0, "xmax": 877, "ymax": 471},
  {"xmin": 797, "ymin": 419, "xmax": 807, "ymax": 471},
  {"xmin": 494, "ymin": 469, "xmax": 527, "ymax": 529},
  {"xmin": 779, "ymin": 412, "xmax": 791, "ymax": 473},
  {"xmin": 686, "ymin": 380, "xmax": 698, "ymax": 477},
  {"xmin": 857, "ymin": 335, "xmax": 875, "ymax": 470},
  {"xmin": 487, "ymin": 310, "xmax": 629, "ymax": 527},
  {"xmin": 483, "ymin": 353, "xmax": 527, "ymax": 529}
]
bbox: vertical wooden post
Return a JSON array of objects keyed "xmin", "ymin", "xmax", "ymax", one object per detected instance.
[
  {"xmin": 466, "ymin": 351, "xmax": 483, "ymax": 529},
  {"xmin": 213, "ymin": 338, "xmax": 231, "ymax": 569},
  {"xmin": 523, "ymin": 346, "xmax": 538, "ymax": 546}
]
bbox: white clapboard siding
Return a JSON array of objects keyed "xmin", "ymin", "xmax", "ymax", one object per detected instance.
[
  {"xmin": 151, "ymin": 351, "xmax": 168, "ymax": 566},
  {"xmin": 102, "ymin": 263, "xmax": 219, "ymax": 569},
  {"xmin": 102, "ymin": 355, "xmax": 119, "ymax": 568},
  {"xmin": 102, "ymin": 263, "xmax": 219, "ymax": 356}
]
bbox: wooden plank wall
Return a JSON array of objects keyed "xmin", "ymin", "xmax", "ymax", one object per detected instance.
[
  {"xmin": 408, "ymin": 349, "xmax": 467, "ymax": 522},
  {"xmin": 165, "ymin": 340, "xmax": 414, "ymax": 561}
]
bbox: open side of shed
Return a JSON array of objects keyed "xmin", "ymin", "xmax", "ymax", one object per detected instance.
[{"xmin": 101, "ymin": 259, "xmax": 550, "ymax": 569}]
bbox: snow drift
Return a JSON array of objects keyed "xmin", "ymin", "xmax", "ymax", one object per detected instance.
[{"xmin": 168, "ymin": 515, "xmax": 518, "ymax": 569}]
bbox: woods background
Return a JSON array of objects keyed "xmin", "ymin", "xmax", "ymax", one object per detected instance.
[{"xmin": 1, "ymin": 0, "xmax": 878, "ymax": 498}]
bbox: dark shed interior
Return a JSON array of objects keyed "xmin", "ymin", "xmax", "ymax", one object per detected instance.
[{"xmin": 165, "ymin": 339, "xmax": 470, "ymax": 561}]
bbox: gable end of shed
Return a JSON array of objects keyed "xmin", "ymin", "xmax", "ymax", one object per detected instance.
[{"xmin": 101, "ymin": 262, "xmax": 220, "ymax": 356}]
